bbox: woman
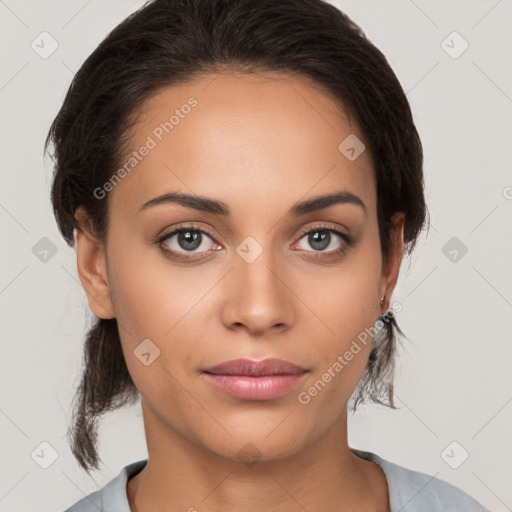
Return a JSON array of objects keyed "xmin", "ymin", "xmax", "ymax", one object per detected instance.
[{"xmin": 45, "ymin": 0, "xmax": 489, "ymax": 510}]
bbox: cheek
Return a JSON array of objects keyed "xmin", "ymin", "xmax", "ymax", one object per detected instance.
[
  {"xmin": 293, "ymin": 248, "xmax": 381, "ymax": 403},
  {"xmin": 107, "ymin": 248, "xmax": 210, "ymax": 378},
  {"xmin": 295, "ymin": 308, "xmax": 375, "ymax": 417},
  {"xmin": 110, "ymin": 266, "xmax": 197, "ymax": 413},
  {"xmin": 107, "ymin": 237, "xmax": 191, "ymax": 336},
  {"xmin": 300, "ymin": 251, "xmax": 382, "ymax": 342}
]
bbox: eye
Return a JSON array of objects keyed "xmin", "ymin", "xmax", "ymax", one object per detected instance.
[
  {"xmin": 292, "ymin": 224, "xmax": 354, "ymax": 257},
  {"xmin": 155, "ymin": 222, "xmax": 355, "ymax": 262},
  {"xmin": 157, "ymin": 223, "xmax": 221, "ymax": 261}
]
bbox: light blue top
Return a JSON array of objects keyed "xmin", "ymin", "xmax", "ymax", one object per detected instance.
[{"xmin": 63, "ymin": 448, "xmax": 489, "ymax": 511}]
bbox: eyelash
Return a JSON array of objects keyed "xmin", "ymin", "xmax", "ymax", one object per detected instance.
[{"xmin": 155, "ymin": 222, "xmax": 355, "ymax": 262}]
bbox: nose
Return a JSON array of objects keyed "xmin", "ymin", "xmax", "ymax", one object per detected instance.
[{"xmin": 220, "ymin": 249, "xmax": 295, "ymax": 336}]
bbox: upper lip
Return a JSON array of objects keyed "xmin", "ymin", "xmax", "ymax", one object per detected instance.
[{"xmin": 203, "ymin": 358, "xmax": 307, "ymax": 376}]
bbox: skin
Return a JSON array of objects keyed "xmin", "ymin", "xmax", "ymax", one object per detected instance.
[{"xmin": 74, "ymin": 71, "xmax": 405, "ymax": 512}]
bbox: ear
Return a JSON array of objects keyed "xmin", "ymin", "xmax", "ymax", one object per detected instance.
[
  {"xmin": 73, "ymin": 206, "xmax": 115, "ymax": 319},
  {"xmin": 379, "ymin": 211, "xmax": 406, "ymax": 312}
]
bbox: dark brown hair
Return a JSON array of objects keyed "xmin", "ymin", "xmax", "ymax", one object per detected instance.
[{"xmin": 44, "ymin": 0, "xmax": 428, "ymax": 472}]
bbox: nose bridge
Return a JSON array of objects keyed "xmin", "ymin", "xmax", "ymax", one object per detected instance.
[
  {"xmin": 223, "ymin": 232, "xmax": 294, "ymax": 332},
  {"xmin": 235, "ymin": 233, "xmax": 284, "ymax": 298}
]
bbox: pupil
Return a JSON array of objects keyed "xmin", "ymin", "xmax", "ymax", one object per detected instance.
[
  {"xmin": 179, "ymin": 230, "xmax": 201, "ymax": 251},
  {"xmin": 310, "ymin": 231, "xmax": 330, "ymax": 250}
]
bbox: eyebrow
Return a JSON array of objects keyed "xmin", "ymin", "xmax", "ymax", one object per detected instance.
[{"xmin": 139, "ymin": 190, "xmax": 367, "ymax": 217}]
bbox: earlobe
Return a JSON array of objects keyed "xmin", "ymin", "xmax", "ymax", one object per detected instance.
[{"xmin": 74, "ymin": 207, "xmax": 115, "ymax": 320}]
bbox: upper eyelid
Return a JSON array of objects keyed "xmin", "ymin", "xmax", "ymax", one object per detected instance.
[{"xmin": 295, "ymin": 224, "xmax": 347, "ymax": 238}]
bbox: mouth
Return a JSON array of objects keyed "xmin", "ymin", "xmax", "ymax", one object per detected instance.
[
  {"xmin": 202, "ymin": 358, "xmax": 308, "ymax": 400},
  {"xmin": 203, "ymin": 357, "xmax": 307, "ymax": 376}
]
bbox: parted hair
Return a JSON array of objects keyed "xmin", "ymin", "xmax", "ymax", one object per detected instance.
[{"xmin": 44, "ymin": 0, "xmax": 428, "ymax": 472}]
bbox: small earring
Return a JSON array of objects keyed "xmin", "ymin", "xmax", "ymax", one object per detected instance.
[{"xmin": 380, "ymin": 295, "xmax": 385, "ymax": 307}]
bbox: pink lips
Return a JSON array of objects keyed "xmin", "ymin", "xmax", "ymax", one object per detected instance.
[{"xmin": 203, "ymin": 358, "xmax": 308, "ymax": 400}]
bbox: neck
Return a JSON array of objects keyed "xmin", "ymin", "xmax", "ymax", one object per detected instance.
[{"xmin": 127, "ymin": 402, "xmax": 390, "ymax": 512}]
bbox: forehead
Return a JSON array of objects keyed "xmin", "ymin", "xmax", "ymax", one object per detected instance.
[{"xmin": 109, "ymin": 71, "xmax": 376, "ymax": 219}]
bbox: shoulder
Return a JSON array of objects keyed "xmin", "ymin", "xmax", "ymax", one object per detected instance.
[
  {"xmin": 61, "ymin": 460, "xmax": 147, "ymax": 512},
  {"xmin": 351, "ymin": 448, "xmax": 489, "ymax": 512}
]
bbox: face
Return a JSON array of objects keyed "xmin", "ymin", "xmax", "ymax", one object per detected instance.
[{"xmin": 75, "ymin": 71, "xmax": 404, "ymax": 462}]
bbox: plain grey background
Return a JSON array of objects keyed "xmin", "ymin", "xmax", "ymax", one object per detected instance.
[{"xmin": 1, "ymin": 0, "xmax": 511, "ymax": 511}]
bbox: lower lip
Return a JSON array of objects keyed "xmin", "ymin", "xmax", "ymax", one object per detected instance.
[{"xmin": 203, "ymin": 373, "xmax": 306, "ymax": 400}]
